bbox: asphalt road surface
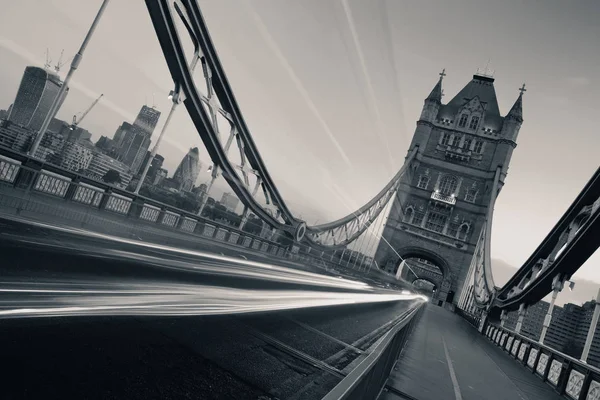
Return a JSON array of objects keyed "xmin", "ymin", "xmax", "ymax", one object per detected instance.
[{"xmin": 0, "ymin": 216, "xmax": 421, "ymax": 399}]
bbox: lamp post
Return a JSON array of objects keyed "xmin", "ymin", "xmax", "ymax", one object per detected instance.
[
  {"xmin": 29, "ymin": 0, "xmax": 111, "ymax": 156},
  {"xmin": 540, "ymin": 274, "xmax": 565, "ymax": 345}
]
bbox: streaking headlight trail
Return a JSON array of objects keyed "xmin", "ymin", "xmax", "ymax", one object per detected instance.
[{"xmin": 0, "ymin": 279, "xmax": 425, "ymax": 319}]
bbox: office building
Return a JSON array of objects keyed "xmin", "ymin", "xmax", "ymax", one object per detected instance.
[
  {"xmin": 221, "ymin": 192, "xmax": 240, "ymax": 213},
  {"xmin": 114, "ymin": 106, "xmax": 161, "ymax": 175},
  {"xmin": 172, "ymin": 147, "xmax": 201, "ymax": 192},
  {"xmin": 86, "ymin": 152, "xmax": 132, "ymax": 188},
  {"xmin": 8, "ymin": 66, "xmax": 68, "ymax": 132}
]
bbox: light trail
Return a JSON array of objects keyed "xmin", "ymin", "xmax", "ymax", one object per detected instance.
[
  {"xmin": 0, "ymin": 279, "xmax": 425, "ymax": 319},
  {"xmin": 4, "ymin": 217, "xmax": 374, "ymax": 291}
]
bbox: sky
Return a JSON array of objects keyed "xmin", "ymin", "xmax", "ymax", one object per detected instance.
[{"xmin": 0, "ymin": 0, "xmax": 598, "ymax": 283}]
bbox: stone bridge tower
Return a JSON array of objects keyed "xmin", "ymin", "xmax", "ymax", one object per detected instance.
[{"xmin": 374, "ymin": 70, "xmax": 524, "ymax": 305}]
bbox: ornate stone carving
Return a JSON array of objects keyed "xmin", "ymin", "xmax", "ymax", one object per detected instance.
[
  {"xmin": 518, "ymin": 343, "xmax": 528, "ymax": 361},
  {"xmin": 511, "ymin": 339, "xmax": 520, "ymax": 356},
  {"xmin": 587, "ymin": 380, "xmax": 600, "ymax": 400},
  {"xmin": 547, "ymin": 359, "xmax": 562, "ymax": 385},
  {"xmin": 536, "ymin": 353, "xmax": 549, "ymax": 376},
  {"xmin": 528, "ymin": 348, "xmax": 538, "ymax": 368},
  {"xmin": 566, "ymin": 369, "xmax": 584, "ymax": 399},
  {"xmin": 506, "ymin": 336, "xmax": 514, "ymax": 351}
]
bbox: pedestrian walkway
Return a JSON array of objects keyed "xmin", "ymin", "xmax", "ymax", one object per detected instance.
[{"xmin": 381, "ymin": 305, "xmax": 563, "ymax": 400}]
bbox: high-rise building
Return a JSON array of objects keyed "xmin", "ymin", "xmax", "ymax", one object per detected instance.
[
  {"xmin": 221, "ymin": 192, "xmax": 240, "ymax": 213},
  {"xmin": 153, "ymin": 168, "xmax": 168, "ymax": 186},
  {"xmin": 114, "ymin": 106, "xmax": 161, "ymax": 175},
  {"xmin": 374, "ymin": 70, "xmax": 524, "ymax": 305},
  {"xmin": 504, "ymin": 299, "xmax": 600, "ymax": 367},
  {"xmin": 86, "ymin": 152, "xmax": 132, "ymax": 189},
  {"xmin": 0, "ymin": 120, "xmax": 34, "ymax": 152},
  {"xmin": 173, "ymin": 147, "xmax": 201, "ymax": 192},
  {"xmin": 115, "ymin": 122, "xmax": 151, "ymax": 174},
  {"xmin": 133, "ymin": 105, "xmax": 161, "ymax": 136},
  {"xmin": 57, "ymin": 141, "xmax": 93, "ymax": 172},
  {"xmin": 147, "ymin": 154, "xmax": 164, "ymax": 183},
  {"xmin": 8, "ymin": 66, "xmax": 69, "ymax": 132}
]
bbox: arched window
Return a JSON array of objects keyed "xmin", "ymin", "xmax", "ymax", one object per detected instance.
[
  {"xmin": 458, "ymin": 223, "xmax": 470, "ymax": 240},
  {"xmin": 463, "ymin": 137, "xmax": 472, "ymax": 150},
  {"xmin": 473, "ymin": 141, "xmax": 484, "ymax": 153},
  {"xmin": 465, "ymin": 188, "xmax": 478, "ymax": 203},
  {"xmin": 458, "ymin": 114, "xmax": 469, "ymax": 127},
  {"xmin": 440, "ymin": 132, "xmax": 450, "ymax": 146},
  {"xmin": 438, "ymin": 175, "xmax": 458, "ymax": 196},
  {"xmin": 469, "ymin": 116, "xmax": 480, "ymax": 130},
  {"xmin": 404, "ymin": 207, "xmax": 414, "ymax": 224},
  {"xmin": 450, "ymin": 135, "xmax": 461, "ymax": 147}
]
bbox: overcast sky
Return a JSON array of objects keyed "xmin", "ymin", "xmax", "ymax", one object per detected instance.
[{"xmin": 0, "ymin": 0, "xmax": 598, "ymax": 283}]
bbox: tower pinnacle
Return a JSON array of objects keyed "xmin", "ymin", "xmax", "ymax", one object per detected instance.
[
  {"xmin": 506, "ymin": 84, "xmax": 525, "ymax": 122},
  {"xmin": 425, "ymin": 69, "xmax": 445, "ymax": 103}
]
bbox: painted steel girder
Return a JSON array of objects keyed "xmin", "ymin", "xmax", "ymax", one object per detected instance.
[
  {"xmin": 145, "ymin": 0, "xmax": 300, "ymax": 235},
  {"xmin": 145, "ymin": 0, "xmax": 418, "ymax": 248},
  {"xmin": 494, "ymin": 169, "xmax": 600, "ymax": 310}
]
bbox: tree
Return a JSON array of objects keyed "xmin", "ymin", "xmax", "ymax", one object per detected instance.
[{"xmin": 102, "ymin": 169, "xmax": 121, "ymax": 185}]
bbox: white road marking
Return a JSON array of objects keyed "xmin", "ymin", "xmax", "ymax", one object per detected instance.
[{"xmin": 442, "ymin": 335, "xmax": 463, "ymax": 400}]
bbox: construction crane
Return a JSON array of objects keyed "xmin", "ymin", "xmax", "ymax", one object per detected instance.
[
  {"xmin": 54, "ymin": 49, "xmax": 67, "ymax": 73},
  {"xmin": 70, "ymin": 93, "xmax": 103, "ymax": 130},
  {"xmin": 44, "ymin": 49, "xmax": 52, "ymax": 70}
]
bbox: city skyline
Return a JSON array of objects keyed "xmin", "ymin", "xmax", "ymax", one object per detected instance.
[{"xmin": 0, "ymin": 0, "xmax": 598, "ymax": 282}]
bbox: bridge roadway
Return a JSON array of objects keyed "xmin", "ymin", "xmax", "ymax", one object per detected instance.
[
  {"xmin": 0, "ymin": 216, "xmax": 417, "ymax": 400},
  {"xmin": 382, "ymin": 305, "xmax": 563, "ymax": 400}
]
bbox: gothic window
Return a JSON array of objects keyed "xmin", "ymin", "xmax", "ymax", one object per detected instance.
[
  {"xmin": 474, "ymin": 141, "xmax": 484, "ymax": 153},
  {"xmin": 458, "ymin": 114, "xmax": 468, "ymax": 127},
  {"xmin": 425, "ymin": 212, "xmax": 447, "ymax": 233},
  {"xmin": 458, "ymin": 223, "xmax": 470, "ymax": 241},
  {"xmin": 450, "ymin": 135, "xmax": 460, "ymax": 147},
  {"xmin": 417, "ymin": 175, "xmax": 430, "ymax": 189},
  {"xmin": 447, "ymin": 220, "xmax": 459, "ymax": 238},
  {"xmin": 463, "ymin": 137, "xmax": 472, "ymax": 150},
  {"xmin": 403, "ymin": 207, "xmax": 414, "ymax": 224},
  {"xmin": 413, "ymin": 207, "xmax": 426, "ymax": 226},
  {"xmin": 438, "ymin": 175, "xmax": 458, "ymax": 196},
  {"xmin": 465, "ymin": 188, "xmax": 478, "ymax": 203},
  {"xmin": 469, "ymin": 116, "xmax": 480, "ymax": 130},
  {"xmin": 440, "ymin": 132, "xmax": 450, "ymax": 146}
]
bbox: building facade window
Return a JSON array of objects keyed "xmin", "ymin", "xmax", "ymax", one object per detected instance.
[
  {"xmin": 425, "ymin": 211, "xmax": 447, "ymax": 233},
  {"xmin": 440, "ymin": 132, "xmax": 450, "ymax": 146},
  {"xmin": 413, "ymin": 207, "xmax": 426, "ymax": 226},
  {"xmin": 463, "ymin": 137, "xmax": 472, "ymax": 150},
  {"xmin": 417, "ymin": 175, "xmax": 430, "ymax": 189},
  {"xmin": 403, "ymin": 207, "xmax": 414, "ymax": 224},
  {"xmin": 474, "ymin": 141, "xmax": 484, "ymax": 153},
  {"xmin": 465, "ymin": 188, "xmax": 478, "ymax": 203},
  {"xmin": 458, "ymin": 223, "xmax": 470, "ymax": 241},
  {"xmin": 458, "ymin": 114, "xmax": 468, "ymax": 128},
  {"xmin": 438, "ymin": 175, "xmax": 458, "ymax": 196},
  {"xmin": 447, "ymin": 220, "xmax": 459, "ymax": 238},
  {"xmin": 450, "ymin": 135, "xmax": 460, "ymax": 147},
  {"xmin": 469, "ymin": 116, "xmax": 480, "ymax": 130}
]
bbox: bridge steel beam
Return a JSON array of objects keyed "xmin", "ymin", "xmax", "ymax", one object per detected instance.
[{"xmin": 144, "ymin": 0, "xmax": 419, "ymax": 251}]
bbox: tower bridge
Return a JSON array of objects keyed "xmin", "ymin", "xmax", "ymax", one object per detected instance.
[{"xmin": 0, "ymin": 1, "xmax": 598, "ymax": 399}]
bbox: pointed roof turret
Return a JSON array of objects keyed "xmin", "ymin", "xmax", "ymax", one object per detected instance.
[
  {"xmin": 506, "ymin": 84, "xmax": 525, "ymax": 122},
  {"xmin": 446, "ymin": 73, "xmax": 501, "ymax": 116},
  {"xmin": 425, "ymin": 68, "xmax": 446, "ymax": 103}
]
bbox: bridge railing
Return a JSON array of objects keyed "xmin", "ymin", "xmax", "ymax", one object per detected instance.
[
  {"xmin": 321, "ymin": 303, "xmax": 424, "ymax": 400},
  {"xmin": 479, "ymin": 321, "xmax": 600, "ymax": 400},
  {"xmin": 0, "ymin": 146, "xmax": 385, "ymax": 280}
]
